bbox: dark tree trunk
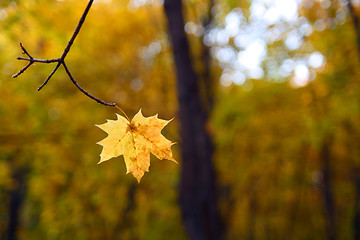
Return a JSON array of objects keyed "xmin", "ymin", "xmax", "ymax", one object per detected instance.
[
  {"xmin": 7, "ymin": 167, "xmax": 27, "ymax": 240},
  {"xmin": 343, "ymin": 121, "xmax": 360, "ymax": 240},
  {"xmin": 347, "ymin": 2, "xmax": 360, "ymax": 239},
  {"xmin": 284, "ymin": 144, "xmax": 308, "ymax": 240},
  {"xmin": 353, "ymin": 167, "xmax": 360, "ymax": 240},
  {"xmin": 163, "ymin": 0, "xmax": 222, "ymax": 239},
  {"xmin": 200, "ymin": 0, "xmax": 214, "ymax": 111},
  {"xmin": 247, "ymin": 190, "xmax": 256, "ymax": 240},
  {"xmin": 321, "ymin": 139, "xmax": 336, "ymax": 240}
]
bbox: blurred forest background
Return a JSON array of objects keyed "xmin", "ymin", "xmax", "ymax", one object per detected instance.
[{"xmin": 1, "ymin": 0, "xmax": 360, "ymax": 239}]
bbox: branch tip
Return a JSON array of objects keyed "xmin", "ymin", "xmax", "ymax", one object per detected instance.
[
  {"xmin": 19, "ymin": 42, "xmax": 33, "ymax": 59},
  {"xmin": 14, "ymin": 0, "xmax": 115, "ymax": 107},
  {"xmin": 12, "ymin": 62, "xmax": 33, "ymax": 78}
]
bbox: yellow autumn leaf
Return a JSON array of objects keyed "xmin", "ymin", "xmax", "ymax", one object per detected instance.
[{"xmin": 96, "ymin": 109, "xmax": 177, "ymax": 182}]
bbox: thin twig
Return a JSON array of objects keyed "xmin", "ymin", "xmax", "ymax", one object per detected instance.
[
  {"xmin": 37, "ymin": 62, "xmax": 62, "ymax": 91},
  {"xmin": 13, "ymin": 0, "xmax": 115, "ymax": 107},
  {"xmin": 20, "ymin": 42, "xmax": 32, "ymax": 58},
  {"xmin": 12, "ymin": 62, "xmax": 33, "ymax": 78},
  {"xmin": 60, "ymin": 0, "xmax": 94, "ymax": 61},
  {"xmin": 17, "ymin": 57, "xmax": 60, "ymax": 63},
  {"xmin": 63, "ymin": 61, "xmax": 116, "ymax": 106}
]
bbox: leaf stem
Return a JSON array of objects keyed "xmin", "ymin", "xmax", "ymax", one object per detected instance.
[{"xmin": 115, "ymin": 105, "xmax": 131, "ymax": 122}]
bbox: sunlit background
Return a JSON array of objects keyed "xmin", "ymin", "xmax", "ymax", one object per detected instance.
[{"xmin": 1, "ymin": 0, "xmax": 360, "ymax": 239}]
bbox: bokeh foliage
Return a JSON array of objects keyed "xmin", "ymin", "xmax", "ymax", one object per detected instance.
[
  {"xmin": 1, "ymin": 1, "xmax": 182, "ymax": 239},
  {"xmin": 1, "ymin": 0, "xmax": 360, "ymax": 239}
]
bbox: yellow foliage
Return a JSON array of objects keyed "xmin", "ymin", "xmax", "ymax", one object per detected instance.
[{"xmin": 96, "ymin": 109, "xmax": 176, "ymax": 182}]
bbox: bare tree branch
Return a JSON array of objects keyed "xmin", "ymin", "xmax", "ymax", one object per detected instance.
[
  {"xmin": 12, "ymin": 61, "xmax": 33, "ymax": 78},
  {"xmin": 63, "ymin": 61, "xmax": 115, "ymax": 106},
  {"xmin": 37, "ymin": 62, "xmax": 61, "ymax": 91},
  {"xmin": 20, "ymin": 42, "xmax": 32, "ymax": 58},
  {"xmin": 60, "ymin": 0, "xmax": 93, "ymax": 61},
  {"xmin": 17, "ymin": 57, "xmax": 60, "ymax": 63},
  {"xmin": 12, "ymin": 0, "xmax": 116, "ymax": 107}
]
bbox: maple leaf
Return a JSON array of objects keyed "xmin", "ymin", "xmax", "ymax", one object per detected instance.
[{"xmin": 96, "ymin": 109, "xmax": 177, "ymax": 182}]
